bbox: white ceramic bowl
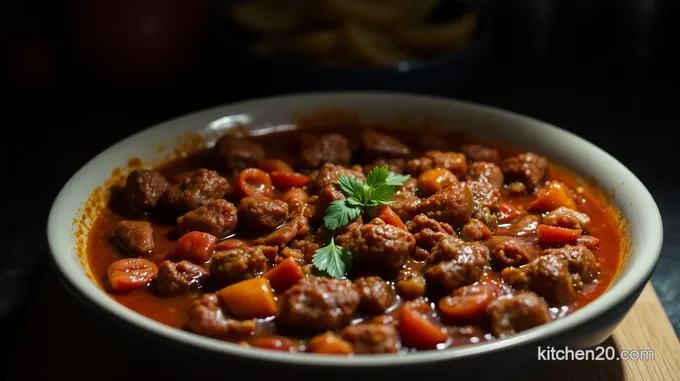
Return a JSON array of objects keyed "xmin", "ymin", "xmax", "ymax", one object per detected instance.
[{"xmin": 47, "ymin": 92, "xmax": 662, "ymax": 375}]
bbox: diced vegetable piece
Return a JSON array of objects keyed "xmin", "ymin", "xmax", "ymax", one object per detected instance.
[
  {"xmin": 250, "ymin": 335, "xmax": 297, "ymax": 352},
  {"xmin": 398, "ymin": 301, "xmax": 448, "ymax": 349},
  {"xmin": 270, "ymin": 171, "xmax": 310, "ymax": 189},
  {"xmin": 307, "ymin": 332, "xmax": 354, "ymax": 355},
  {"xmin": 528, "ymin": 181, "xmax": 575, "ymax": 213},
  {"xmin": 215, "ymin": 238, "xmax": 248, "ymax": 251},
  {"xmin": 236, "ymin": 168, "xmax": 273, "ymax": 198},
  {"xmin": 107, "ymin": 258, "xmax": 158, "ymax": 292},
  {"xmin": 438, "ymin": 285, "xmax": 493, "ymax": 322},
  {"xmin": 370, "ymin": 205, "xmax": 406, "ymax": 229},
  {"xmin": 263, "ymin": 257, "xmax": 304, "ymax": 292},
  {"xmin": 172, "ymin": 231, "xmax": 217, "ymax": 263},
  {"xmin": 417, "ymin": 168, "xmax": 457, "ymax": 197},
  {"xmin": 259, "ymin": 159, "xmax": 294, "ymax": 174},
  {"xmin": 217, "ymin": 278, "xmax": 278, "ymax": 319},
  {"xmin": 537, "ymin": 224, "xmax": 581, "ymax": 245}
]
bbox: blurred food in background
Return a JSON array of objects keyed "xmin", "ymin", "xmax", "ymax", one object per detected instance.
[{"xmin": 226, "ymin": 0, "xmax": 479, "ymax": 66}]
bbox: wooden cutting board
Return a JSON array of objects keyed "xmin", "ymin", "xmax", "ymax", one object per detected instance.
[{"xmin": 9, "ymin": 272, "xmax": 680, "ymax": 380}]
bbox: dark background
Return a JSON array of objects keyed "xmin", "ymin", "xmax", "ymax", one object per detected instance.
[{"xmin": 3, "ymin": 0, "xmax": 679, "ymax": 368}]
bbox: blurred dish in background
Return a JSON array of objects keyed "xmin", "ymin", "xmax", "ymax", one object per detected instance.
[{"xmin": 226, "ymin": 0, "xmax": 478, "ymax": 66}]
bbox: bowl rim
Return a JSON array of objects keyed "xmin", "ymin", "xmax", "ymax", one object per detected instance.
[{"xmin": 47, "ymin": 91, "xmax": 663, "ymax": 367}]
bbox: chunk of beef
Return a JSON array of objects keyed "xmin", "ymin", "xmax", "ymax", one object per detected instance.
[
  {"xmin": 576, "ymin": 235, "xmax": 600, "ymax": 250},
  {"xmin": 155, "ymin": 260, "xmax": 207, "ymax": 296},
  {"xmin": 425, "ymin": 236, "xmax": 489, "ymax": 268},
  {"xmin": 487, "ymin": 236, "xmax": 537, "ymax": 268},
  {"xmin": 501, "ymin": 152, "xmax": 548, "ymax": 191},
  {"xmin": 119, "ymin": 169, "xmax": 168, "ymax": 216},
  {"xmin": 253, "ymin": 215, "xmax": 310, "ymax": 246},
  {"xmin": 389, "ymin": 194, "xmax": 422, "ymax": 222},
  {"xmin": 342, "ymin": 218, "xmax": 415, "ymax": 271},
  {"xmin": 237, "ymin": 196, "xmax": 288, "ymax": 234},
  {"xmin": 407, "ymin": 151, "xmax": 467, "ymax": 177},
  {"xmin": 395, "ymin": 270, "xmax": 426, "ymax": 299},
  {"xmin": 407, "ymin": 214, "xmax": 456, "ymax": 260},
  {"xmin": 460, "ymin": 218, "xmax": 492, "ymax": 241},
  {"xmin": 541, "ymin": 245, "xmax": 602, "ymax": 287},
  {"xmin": 359, "ymin": 129, "xmax": 410, "ymax": 161},
  {"xmin": 316, "ymin": 184, "xmax": 345, "ymax": 221},
  {"xmin": 177, "ymin": 199, "xmax": 238, "ymax": 238},
  {"xmin": 210, "ymin": 246, "xmax": 271, "ymax": 287},
  {"xmin": 187, "ymin": 294, "xmax": 257, "ymax": 337},
  {"xmin": 300, "ymin": 134, "xmax": 351, "ymax": 168},
  {"xmin": 113, "ymin": 221, "xmax": 155, "ymax": 256},
  {"xmin": 496, "ymin": 215, "xmax": 540, "ymax": 237},
  {"xmin": 466, "ymin": 162, "xmax": 504, "ymax": 189},
  {"xmin": 313, "ymin": 163, "xmax": 366, "ymax": 192},
  {"xmin": 353, "ymin": 276, "xmax": 396, "ymax": 315},
  {"xmin": 460, "ymin": 144, "xmax": 501, "ymax": 165},
  {"xmin": 213, "ymin": 135, "xmax": 265, "ymax": 173},
  {"xmin": 341, "ymin": 324, "xmax": 400, "ymax": 354},
  {"xmin": 425, "ymin": 260, "xmax": 482, "ymax": 291},
  {"xmin": 160, "ymin": 169, "xmax": 229, "ymax": 216},
  {"xmin": 363, "ymin": 158, "xmax": 406, "ymax": 175},
  {"xmin": 542, "ymin": 207, "xmax": 591, "ymax": 231},
  {"xmin": 419, "ymin": 182, "xmax": 474, "ymax": 228},
  {"xmin": 501, "ymin": 254, "xmax": 576, "ymax": 305},
  {"xmin": 466, "ymin": 180, "xmax": 501, "ymax": 230},
  {"xmin": 278, "ymin": 277, "xmax": 360, "ymax": 333},
  {"xmin": 396, "ymin": 177, "xmax": 418, "ymax": 195},
  {"xmin": 487, "ymin": 291, "xmax": 552, "ymax": 337}
]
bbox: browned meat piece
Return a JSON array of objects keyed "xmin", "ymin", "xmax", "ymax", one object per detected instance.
[
  {"xmin": 154, "ymin": 260, "xmax": 207, "ymax": 296},
  {"xmin": 487, "ymin": 236, "xmax": 537, "ymax": 268},
  {"xmin": 187, "ymin": 294, "xmax": 256, "ymax": 337},
  {"xmin": 541, "ymin": 245, "xmax": 602, "ymax": 286},
  {"xmin": 389, "ymin": 194, "xmax": 422, "ymax": 222},
  {"xmin": 119, "ymin": 169, "xmax": 168, "ymax": 216},
  {"xmin": 487, "ymin": 291, "xmax": 552, "ymax": 337},
  {"xmin": 407, "ymin": 214, "xmax": 456, "ymax": 260},
  {"xmin": 419, "ymin": 182, "xmax": 474, "ymax": 228},
  {"xmin": 501, "ymin": 255, "xmax": 576, "ymax": 305},
  {"xmin": 496, "ymin": 215, "xmax": 540, "ymax": 237},
  {"xmin": 160, "ymin": 169, "xmax": 229, "ymax": 216},
  {"xmin": 407, "ymin": 151, "xmax": 467, "ymax": 177},
  {"xmin": 213, "ymin": 135, "xmax": 265, "ymax": 173},
  {"xmin": 424, "ymin": 260, "xmax": 482, "ymax": 291},
  {"xmin": 395, "ymin": 270, "xmax": 426, "ymax": 299},
  {"xmin": 210, "ymin": 246, "xmax": 271, "ymax": 287},
  {"xmin": 341, "ymin": 323, "xmax": 400, "ymax": 354},
  {"xmin": 542, "ymin": 207, "xmax": 591, "ymax": 231},
  {"xmin": 466, "ymin": 180, "xmax": 501, "ymax": 230},
  {"xmin": 177, "ymin": 199, "xmax": 238, "ymax": 238},
  {"xmin": 342, "ymin": 218, "xmax": 415, "ymax": 271},
  {"xmin": 313, "ymin": 163, "xmax": 366, "ymax": 192},
  {"xmin": 363, "ymin": 158, "xmax": 406, "ymax": 175},
  {"xmin": 466, "ymin": 162, "xmax": 504, "ymax": 189},
  {"xmin": 237, "ymin": 196, "xmax": 288, "ymax": 234},
  {"xmin": 460, "ymin": 144, "xmax": 501, "ymax": 165},
  {"xmin": 252, "ymin": 215, "xmax": 310, "ymax": 246},
  {"xmin": 460, "ymin": 218, "xmax": 492, "ymax": 241},
  {"xmin": 425, "ymin": 236, "xmax": 489, "ymax": 268},
  {"xmin": 576, "ymin": 235, "xmax": 600, "ymax": 250},
  {"xmin": 278, "ymin": 276, "xmax": 360, "ymax": 333},
  {"xmin": 359, "ymin": 130, "xmax": 410, "ymax": 161},
  {"xmin": 396, "ymin": 177, "xmax": 418, "ymax": 195},
  {"xmin": 300, "ymin": 134, "xmax": 351, "ymax": 168},
  {"xmin": 113, "ymin": 221, "xmax": 154, "ymax": 256},
  {"xmin": 353, "ymin": 276, "xmax": 396, "ymax": 315},
  {"xmin": 316, "ymin": 184, "xmax": 345, "ymax": 221},
  {"xmin": 501, "ymin": 152, "xmax": 548, "ymax": 191}
]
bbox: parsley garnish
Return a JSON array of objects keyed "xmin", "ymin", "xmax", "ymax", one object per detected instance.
[{"xmin": 313, "ymin": 165, "xmax": 410, "ymax": 278}]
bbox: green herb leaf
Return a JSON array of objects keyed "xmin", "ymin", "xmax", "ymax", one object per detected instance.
[
  {"xmin": 385, "ymin": 172, "xmax": 411, "ymax": 187},
  {"xmin": 366, "ymin": 183, "xmax": 396, "ymax": 206},
  {"xmin": 366, "ymin": 165, "xmax": 390, "ymax": 187},
  {"xmin": 323, "ymin": 199, "xmax": 361, "ymax": 230},
  {"xmin": 338, "ymin": 176, "xmax": 369, "ymax": 203},
  {"xmin": 312, "ymin": 236, "xmax": 352, "ymax": 279}
]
